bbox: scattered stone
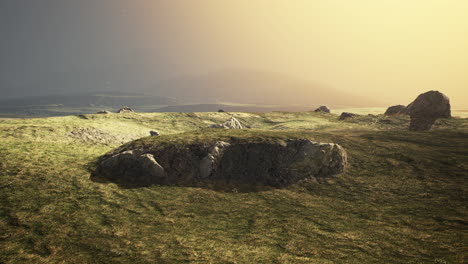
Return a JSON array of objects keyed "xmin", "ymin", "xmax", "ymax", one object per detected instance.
[
  {"xmin": 149, "ymin": 130, "xmax": 160, "ymax": 136},
  {"xmin": 92, "ymin": 138, "xmax": 348, "ymax": 188},
  {"xmin": 116, "ymin": 106, "xmax": 134, "ymax": 113},
  {"xmin": 384, "ymin": 105, "xmax": 408, "ymax": 116},
  {"xmin": 97, "ymin": 110, "xmax": 112, "ymax": 114},
  {"xmin": 406, "ymin": 91, "xmax": 451, "ymax": 131},
  {"xmin": 314, "ymin": 106, "xmax": 330, "ymax": 113},
  {"xmin": 209, "ymin": 117, "xmax": 244, "ymax": 129},
  {"xmin": 339, "ymin": 112, "xmax": 357, "ymax": 120}
]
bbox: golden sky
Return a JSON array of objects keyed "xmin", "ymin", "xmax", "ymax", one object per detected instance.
[{"xmin": 132, "ymin": 0, "xmax": 468, "ymax": 107}]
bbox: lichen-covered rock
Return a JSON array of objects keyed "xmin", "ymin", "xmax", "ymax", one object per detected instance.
[
  {"xmin": 339, "ymin": 112, "xmax": 357, "ymax": 120},
  {"xmin": 91, "ymin": 137, "xmax": 348, "ymax": 189},
  {"xmin": 209, "ymin": 117, "xmax": 244, "ymax": 129},
  {"xmin": 384, "ymin": 105, "xmax": 408, "ymax": 116},
  {"xmin": 314, "ymin": 106, "xmax": 330, "ymax": 113},
  {"xmin": 406, "ymin": 91, "xmax": 451, "ymax": 131}
]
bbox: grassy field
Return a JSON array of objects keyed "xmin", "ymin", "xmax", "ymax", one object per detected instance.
[{"xmin": 0, "ymin": 112, "xmax": 467, "ymax": 263}]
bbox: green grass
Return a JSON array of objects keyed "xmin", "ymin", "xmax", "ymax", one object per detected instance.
[{"xmin": 0, "ymin": 112, "xmax": 467, "ymax": 263}]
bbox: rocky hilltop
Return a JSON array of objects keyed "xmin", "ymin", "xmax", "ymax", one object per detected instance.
[{"xmin": 91, "ymin": 130, "xmax": 347, "ymax": 189}]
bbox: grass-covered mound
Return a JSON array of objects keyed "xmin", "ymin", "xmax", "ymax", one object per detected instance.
[{"xmin": 0, "ymin": 112, "xmax": 467, "ymax": 263}]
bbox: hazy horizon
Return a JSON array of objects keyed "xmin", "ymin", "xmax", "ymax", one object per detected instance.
[{"xmin": 1, "ymin": 0, "xmax": 467, "ymax": 108}]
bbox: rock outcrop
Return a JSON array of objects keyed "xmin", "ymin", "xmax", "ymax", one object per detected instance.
[
  {"xmin": 384, "ymin": 105, "xmax": 407, "ymax": 116},
  {"xmin": 209, "ymin": 117, "xmax": 244, "ymax": 129},
  {"xmin": 116, "ymin": 106, "xmax": 134, "ymax": 113},
  {"xmin": 94, "ymin": 150, "xmax": 166, "ymax": 186},
  {"xmin": 339, "ymin": 112, "xmax": 357, "ymax": 120},
  {"xmin": 406, "ymin": 91, "xmax": 451, "ymax": 131},
  {"xmin": 314, "ymin": 106, "xmax": 330, "ymax": 113},
  {"xmin": 91, "ymin": 136, "xmax": 348, "ymax": 189}
]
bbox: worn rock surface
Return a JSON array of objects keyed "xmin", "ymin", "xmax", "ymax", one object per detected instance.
[
  {"xmin": 406, "ymin": 91, "xmax": 451, "ymax": 131},
  {"xmin": 209, "ymin": 117, "xmax": 244, "ymax": 129},
  {"xmin": 384, "ymin": 105, "xmax": 408, "ymax": 116},
  {"xmin": 314, "ymin": 106, "xmax": 330, "ymax": 113},
  {"xmin": 339, "ymin": 112, "xmax": 357, "ymax": 120},
  {"xmin": 92, "ymin": 137, "xmax": 348, "ymax": 188}
]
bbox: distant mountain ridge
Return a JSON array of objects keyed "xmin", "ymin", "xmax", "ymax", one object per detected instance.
[{"xmin": 155, "ymin": 103, "xmax": 312, "ymax": 113}]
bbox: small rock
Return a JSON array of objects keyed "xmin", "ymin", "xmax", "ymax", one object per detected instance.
[
  {"xmin": 149, "ymin": 131, "xmax": 160, "ymax": 136},
  {"xmin": 218, "ymin": 109, "xmax": 225, "ymax": 112},
  {"xmin": 339, "ymin": 112, "xmax": 357, "ymax": 120},
  {"xmin": 116, "ymin": 106, "xmax": 134, "ymax": 113},
  {"xmin": 314, "ymin": 106, "xmax": 330, "ymax": 113},
  {"xmin": 97, "ymin": 110, "xmax": 112, "ymax": 114}
]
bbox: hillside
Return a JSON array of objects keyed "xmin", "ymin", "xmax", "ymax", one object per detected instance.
[{"xmin": 0, "ymin": 112, "xmax": 467, "ymax": 263}]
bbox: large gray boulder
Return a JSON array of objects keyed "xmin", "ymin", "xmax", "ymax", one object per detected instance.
[
  {"xmin": 384, "ymin": 105, "xmax": 408, "ymax": 116},
  {"xmin": 91, "ymin": 138, "xmax": 348, "ymax": 189},
  {"xmin": 406, "ymin": 91, "xmax": 451, "ymax": 131}
]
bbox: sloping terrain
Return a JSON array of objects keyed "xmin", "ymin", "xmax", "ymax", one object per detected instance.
[{"xmin": 0, "ymin": 112, "xmax": 467, "ymax": 263}]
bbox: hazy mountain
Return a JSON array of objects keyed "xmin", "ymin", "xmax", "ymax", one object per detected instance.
[
  {"xmin": 2, "ymin": 51, "xmax": 179, "ymax": 99},
  {"xmin": 155, "ymin": 104, "xmax": 311, "ymax": 113},
  {"xmin": 2, "ymin": 68, "xmax": 386, "ymax": 116},
  {"xmin": 150, "ymin": 69, "xmax": 384, "ymax": 107}
]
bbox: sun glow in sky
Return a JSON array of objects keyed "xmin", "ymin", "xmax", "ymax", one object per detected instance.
[{"xmin": 131, "ymin": 0, "xmax": 468, "ymax": 107}]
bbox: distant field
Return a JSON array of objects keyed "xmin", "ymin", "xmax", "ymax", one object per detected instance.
[{"xmin": 0, "ymin": 112, "xmax": 467, "ymax": 263}]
